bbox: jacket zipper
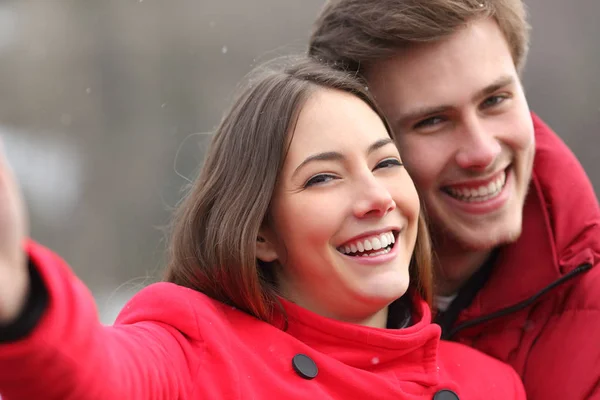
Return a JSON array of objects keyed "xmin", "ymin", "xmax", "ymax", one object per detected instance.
[{"xmin": 446, "ymin": 263, "xmax": 593, "ymax": 340}]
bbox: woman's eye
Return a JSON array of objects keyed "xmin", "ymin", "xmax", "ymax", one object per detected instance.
[
  {"xmin": 413, "ymin": 116, "xmax": 445, "ymax": 130},
  {"xmin": 375, "ymin": 158, "xmax": 403, "ymax": 170},
  {"xmin": 304, "ymin": 174, "xmax": 337, "ymax": 188}
]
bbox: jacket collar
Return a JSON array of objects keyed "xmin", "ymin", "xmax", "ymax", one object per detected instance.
[{"xmin": 274, "ymin": 294, "xmax": 441, "ymax": 385}]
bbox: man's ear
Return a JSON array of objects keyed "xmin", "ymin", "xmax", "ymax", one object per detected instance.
[{"xmin": 255, "ymin": 227, "xmax": 279, "ymax": 263}]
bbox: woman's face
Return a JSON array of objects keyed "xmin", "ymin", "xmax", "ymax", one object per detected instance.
[{"xmin": 257, "ymin": 88, "xmax": 421, "ymax": 327}]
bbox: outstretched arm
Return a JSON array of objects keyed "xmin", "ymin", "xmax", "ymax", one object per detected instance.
[
  {"xmin": 0, "ymin": 144, "xmax": 201, "ymax": 399},
  {"xmin": 0, "ymin": 241, "xmax": 203, "ymax": 400}
]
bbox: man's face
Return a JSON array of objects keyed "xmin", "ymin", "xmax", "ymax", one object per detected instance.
[{"xmin": 365, "ymin": 17, "xmax": 535, "ymax": 252}]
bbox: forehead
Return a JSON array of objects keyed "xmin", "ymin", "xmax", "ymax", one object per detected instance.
[
  {"xmin": 286, "ymin": 88, "xmax": 389, "ymax": 160},
  {"xmin": 365, "ymin": 18, "xmax": 517, "ymax": 111}
]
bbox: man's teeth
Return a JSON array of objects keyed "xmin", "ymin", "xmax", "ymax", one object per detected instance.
[
  {"xmin": 338, "ymin": 231, "xmax": 395, "ymax": 256},
  {"xmin": 446, "ymin": 171, "xmax": 506, "ymax": 202}
]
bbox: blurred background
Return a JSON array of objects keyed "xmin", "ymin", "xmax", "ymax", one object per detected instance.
[{"xmin": 0, "ymin": 0, "xmax": 598, "ymax": 323}]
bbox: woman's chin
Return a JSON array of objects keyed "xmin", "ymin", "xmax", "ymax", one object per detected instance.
[
  {"xmin": 358, "ymin": 274, "xmax": 410, "ymax": 302},
  {"xmin": 351, "ymin": 280, "xmax": 410, "ymax": 310}
]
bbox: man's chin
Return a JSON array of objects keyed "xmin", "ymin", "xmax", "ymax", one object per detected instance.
[
  {"xmin": 431, "ymin": 219, "xmax": 523, "ymax": 252},
  {"xmin": 453, "ymin": 227, "xmax": 523, "ymax": 251}
]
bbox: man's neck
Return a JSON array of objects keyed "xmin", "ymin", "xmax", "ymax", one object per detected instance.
[{"xmin": 433, "ymin": 242, "xmax": 492, "ymax": 296}]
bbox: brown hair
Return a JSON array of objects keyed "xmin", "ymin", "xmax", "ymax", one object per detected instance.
[
  {"xmin": 164, "ymin": 56, "xmax": 433, "ymax": 322},
  {"xmin": 309, "ymin": 0, "xmax": 530, "ymax": 74}
]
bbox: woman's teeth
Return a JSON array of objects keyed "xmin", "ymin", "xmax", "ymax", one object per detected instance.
[
  {"xmin": 338, "ymin": 231, "xmax": 395, "ymax": 257},
  {"xmin": 445, "ymin": 171, "xmax": 507, "ymax": 202}
]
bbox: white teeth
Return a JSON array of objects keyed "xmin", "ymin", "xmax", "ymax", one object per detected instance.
[
  {"xmin": 366, "ymin": 247, "xmax": 391, "ymax": 257},
  {"xmin": 338, "ymin": 231, "xmax": 396, "ymax": 255},
  {"xmin": 371, "ymin": 237, "xmax": 382, "ymax": 250},
  {"xmin": 446, "ymin": 171, "xmax": 506, "ymax": 202},
  {"xmin": 357, "ymin": 241, "xmax": 364, "ymax": 252},
  {"xmin": 380, "ymin": 235, "xmax": 389, "ymax": 248}
]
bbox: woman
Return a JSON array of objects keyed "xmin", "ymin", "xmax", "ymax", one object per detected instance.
[{"xmin": 0, "ymin": 58, "xmax": 525, "ymax": 399}]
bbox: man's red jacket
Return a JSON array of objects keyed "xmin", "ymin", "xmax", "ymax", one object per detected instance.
[{"xmin": 444, "ymin": 113, "xmax": 600, "ymax": 399}]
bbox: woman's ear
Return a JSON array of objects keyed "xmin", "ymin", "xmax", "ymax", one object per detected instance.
[{"xmin": 255, "ymin": 227, "xmax": 279, "ymax": 263}]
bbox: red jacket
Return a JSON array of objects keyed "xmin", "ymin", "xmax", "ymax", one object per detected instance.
[
  {"xmin": 445, "ymin": 113, "xmax": 600, "ymax": 399},
  {"xmin": 0, "ymin": 241, "xmax": 525, "ymax": 399}
]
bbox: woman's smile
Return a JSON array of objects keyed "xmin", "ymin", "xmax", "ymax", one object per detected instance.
[{"xmin": 336, "ymin": 229, "xmax": 404, "ymax": 265}]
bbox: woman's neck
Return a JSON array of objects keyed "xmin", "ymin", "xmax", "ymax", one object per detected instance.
[
  {"xmin": 280, "ymin": 293, "xmax": 392, "ymax": 328},
  {"xmin": 358, "ymin": 307, "xmax": 389, "ymax": 329}
]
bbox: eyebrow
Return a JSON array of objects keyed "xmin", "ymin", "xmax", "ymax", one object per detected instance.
[
  {"xmin": 292, "ymin": 138, "xmax": 393, "ymax": 178},
  {"xmin": 394, "ymin": 75, "xmax": 516, "ymax": 130}
]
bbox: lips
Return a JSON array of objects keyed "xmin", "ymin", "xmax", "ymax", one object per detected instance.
[{"xmin": 337, "ymin": 230, "xmax": 398, "ymax": 257}]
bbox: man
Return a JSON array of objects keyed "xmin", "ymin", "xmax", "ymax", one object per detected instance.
[{"xmin": 309, "ymin": 1, "xmax": 600, "ymax": 398}]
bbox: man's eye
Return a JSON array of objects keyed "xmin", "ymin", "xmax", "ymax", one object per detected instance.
[
  {"xmin": 304, "ymin": 174, "xmax": 337, "ymax": 188},
  {"xmin": 413, "ymin": 116, "xmax": 445, "ymax": 130},
  {"xmin": 375, "ymin": 158, "xmax": 403, "ymax": 170},
  {"xmin": 481, "ymin": 95, "xmax": 507, "ymax": 108}
]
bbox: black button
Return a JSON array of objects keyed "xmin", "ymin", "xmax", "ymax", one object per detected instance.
[
  {"xmin": 433, "ymin": 389, "xmax": 459, "ymax": 400},
  {"xmin": 292, "ymin": 354, "xmax": 318, "ymax": 380}
]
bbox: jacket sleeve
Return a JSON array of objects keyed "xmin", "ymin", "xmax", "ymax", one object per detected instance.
[
  {"xmin": 522, "ymin": 267, "xmax": 600, "ymax": 400},
  {"xmin": 0, "ymin": 240, "xmax": 203, "ymax": 400}
]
